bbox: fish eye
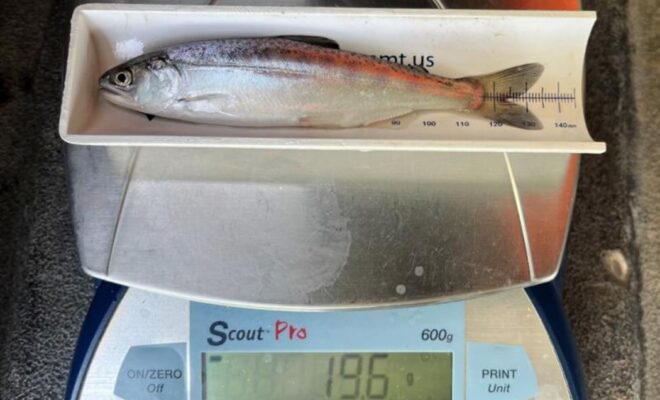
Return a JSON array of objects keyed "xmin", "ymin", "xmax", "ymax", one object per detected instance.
[{"xmin": 113, "ymin": 70, "xmax": 132, "ymax": 87}]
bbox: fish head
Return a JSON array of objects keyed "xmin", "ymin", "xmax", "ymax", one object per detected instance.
[{"xmin": 99, "ymin": 53, "xmax": 181, "ymax": 115}]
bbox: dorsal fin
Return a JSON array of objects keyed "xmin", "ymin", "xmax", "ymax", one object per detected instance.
[
  {"xmin": 275, "ymin": 35, "xmax": 340, "ymax": 50},
  {"xmin": 406, "ymin": 64, "xmax": 429, "ymax": 74}
]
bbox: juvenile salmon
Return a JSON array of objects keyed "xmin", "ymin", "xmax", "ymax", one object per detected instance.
[{"xmin": 99, "ymin": 37, "xmax": 544, "ymax": 129}]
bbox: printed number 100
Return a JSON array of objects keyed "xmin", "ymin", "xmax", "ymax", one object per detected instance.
[{"xmin": 326, "ymin": 354, "xmax": 389, "ymax": 399}]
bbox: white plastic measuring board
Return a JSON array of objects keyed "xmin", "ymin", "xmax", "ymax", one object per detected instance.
[{"xmin": 60, "ymin": 5, "xmax": 603, "ymax": 153}]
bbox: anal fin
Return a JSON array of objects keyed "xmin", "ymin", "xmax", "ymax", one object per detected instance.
[
  {"xmin": 370, "ymin": 111, "xmax": 421, "ymax": 129},
  {"xmin": 299, "ymin": 108, "xmax": 414, "ymax": 129}
]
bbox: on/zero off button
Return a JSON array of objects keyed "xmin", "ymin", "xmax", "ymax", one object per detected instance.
[
  {"xmin": 114, "ymin": 343, "xmax": 186, "ymax": 400},
  {"xmin": 466, "ymin": 342, "xmax": 539, "ymax": 400}
]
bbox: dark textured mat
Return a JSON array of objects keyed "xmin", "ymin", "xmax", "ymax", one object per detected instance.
[
  {"xmin": 563, "ymin": 1, "xmax": 643, "ymax": 399},
  {"xmin": 0, "ymin": 0, "xmax": 95, "ymax": 398},
  {"xmin": 0, "ymin": 1, "xmax": 649, "ymax": 399},
  {"xmin": 628, "ymin": 0, "xmax": 660, "ymax": 397}
]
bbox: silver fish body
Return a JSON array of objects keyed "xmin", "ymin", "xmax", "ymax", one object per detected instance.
[{"xmin": 99, "ymin": 38, "xmax": 544, "ymax": 129}]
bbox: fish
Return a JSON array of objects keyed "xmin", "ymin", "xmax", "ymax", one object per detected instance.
[{"xmin": 99, "ymin": 37, "xmax": 544, "ymax": 129}]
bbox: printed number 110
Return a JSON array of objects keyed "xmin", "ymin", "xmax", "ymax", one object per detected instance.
[{"xmin": 326, "ymin": 354, "xmax": 389, "ymax": 399}]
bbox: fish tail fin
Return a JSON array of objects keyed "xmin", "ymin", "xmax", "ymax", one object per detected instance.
[{"xmin": 469, "ymin": 63, "xmax": 545, "ymax": 130}]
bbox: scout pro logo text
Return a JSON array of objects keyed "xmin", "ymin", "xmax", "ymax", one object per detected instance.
[{"xmin": 207, "ymin": 320, "xmax": 308, "ymax": 346}]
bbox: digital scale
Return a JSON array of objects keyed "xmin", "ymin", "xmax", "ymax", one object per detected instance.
[
  {"xmin": 62, "ymin": 1, "xmax": 598, "ymax": 399},
  {"xmin": 66, "ymin": 277, "xmax": 584, "ymax": 400}
]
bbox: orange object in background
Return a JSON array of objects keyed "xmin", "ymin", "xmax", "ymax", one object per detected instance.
[
  {"xmin": 443, "ymin": 0, "xmax": 579, "ymax": 10},
  {"xmin": 495, "ymin": 0, "xmax": 579, "ymax": 10}
]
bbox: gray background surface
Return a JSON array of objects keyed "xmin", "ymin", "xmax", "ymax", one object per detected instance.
[{"xmin": 0, "ymin": 0, "xmax": 657, "ymax": 399}]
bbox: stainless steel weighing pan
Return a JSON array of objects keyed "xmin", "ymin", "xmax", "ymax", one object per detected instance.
[{"xmin": 69, "ymin": 146, "xmax": 578, "ymax": 310}]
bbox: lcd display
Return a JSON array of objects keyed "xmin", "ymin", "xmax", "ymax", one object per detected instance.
[{"xmin": 202, "ymin": 352, "xmax": 452, "ymax": 400}]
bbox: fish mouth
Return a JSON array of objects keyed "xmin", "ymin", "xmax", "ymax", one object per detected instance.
[{"xmin": 99, "ymin": 76, "xmax": 124, "ymax": 97}]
